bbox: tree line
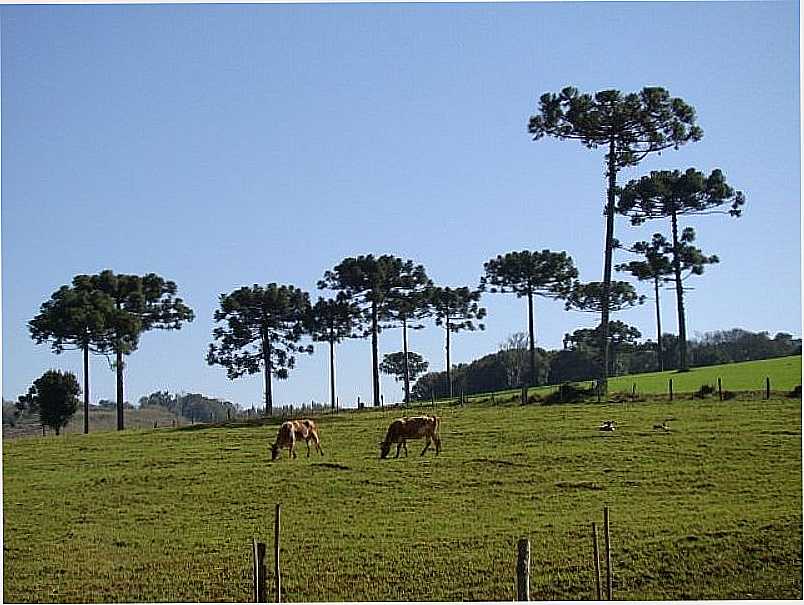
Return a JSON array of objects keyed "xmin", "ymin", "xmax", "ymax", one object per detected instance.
[
  {"xmin": 412, "ymin": 328, "xmax": 801, "ymax": 400},
  {"xmin": 22, "ymin": 84, "xmax": 753, "ymax": 432}
]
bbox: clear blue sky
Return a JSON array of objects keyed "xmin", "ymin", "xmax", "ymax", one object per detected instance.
[{"xmin": 2, "ymin": 1, "xmax": 800, "ymax": 409}]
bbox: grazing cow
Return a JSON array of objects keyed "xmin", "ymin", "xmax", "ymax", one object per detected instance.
[
  {"xmin": 598, "ymin": 420, "xmax": 616, "ymax": 432},
  {"xmin": 271, "ymin": 419, "xmax": 324, "ymax": 461},
  {"xmin": 380, "ymin": 415, "xmax": 441, "ymax": 459}
]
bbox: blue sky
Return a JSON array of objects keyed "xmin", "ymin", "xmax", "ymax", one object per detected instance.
[{"xmin": 2, "ymin": 1, "xmax": 800, "ymax": 409}]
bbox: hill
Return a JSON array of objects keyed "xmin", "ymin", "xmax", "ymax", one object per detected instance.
[{"xmin": 3, "ymin": 390, "xmax": 801, "ymax": 601}]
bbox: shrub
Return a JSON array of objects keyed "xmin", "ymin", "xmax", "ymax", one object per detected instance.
[
  {"xmin": 694, "ymin": 384, "xmax": 716, "ymax": 399},
  {"xmin": 543, "ymin": 382, "xmax": 595, "ymax": 404}
]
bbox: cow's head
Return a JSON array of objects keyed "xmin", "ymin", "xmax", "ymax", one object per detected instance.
[
  {"xmin": 379, "ymin": 440, "xmax": 391, "ymax": 459},
  {"xmin": 270, "ymin": 442, "xmax": 281, "ymax": 461}
]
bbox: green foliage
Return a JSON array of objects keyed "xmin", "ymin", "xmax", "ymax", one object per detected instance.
[
  {"xmin": 82, "ymin": 270, "xmax": 195, "ymax": 354},
  {"xmin": 3, "ymin": 398, "xmax": 800, "ymax": 601},
  {"xmin": 18, "ymin": 370, "xmax": 80, "ymax": 435},
  {"xmin": 318, "ymin": 255, "xmax": 430, "ymax": 330},
  {"xmin": 617, "ymin": 168, "xmax": 745, "ymax": 224},
  {"xmin": 29, "ymin": 281, "xmax": 117, "ymax": 355},
  {"xmin": 528, "ymin": 87, "xmax": 703, "ymax": 169},
  {"xmin": 306, "ymin": 295, "xmax": 362, "ymax": 344},
  {"xmin": 616, "ymin": 233, "xmax": 674, "ymax": 283},
  {"xmin": 207, "ymin": 283, "xmax": 313, "ymax": 381},
  {"xmin": 565, "ymin": 281, "xmax": 644, "ymax": 314},
  {"xmin": 379, "ymin": 351, "xmax": 429, "ymax": 385},
  {"xmin": 138, "ymin": 391, "xmax": 238, "ymax": 423},
  {"xmin": 428, "ymin": 286, "xmax": 486, "ymax": 332},
  {"xmin": 480, "ymin": 249, "xmax": 578, "ymax": 298}
]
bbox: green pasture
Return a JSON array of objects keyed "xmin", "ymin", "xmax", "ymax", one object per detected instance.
[
  {"xmin": 3, "ymin": 391, "xmax": 802, "ymax": 602},
  {"xmin": 453, "ymin": 355, "xmax": 802, "ymax": 404}
]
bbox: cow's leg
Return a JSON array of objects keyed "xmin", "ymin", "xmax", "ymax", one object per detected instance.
[
  {"xmin": 306, "ymin": 438, "xmax": 312, "ymax": 457},
  {"xmin": 395, "ymin": 442, "xmax": 402, "ymax": 458},
  {"xmin": 290, "ymin": 443, "xmax": 297, "ymax": 459},
  {"xmin": 402, "ymin": 441, "xmax": 408, "ymax": 457},
  {"xmin": 314, "ymin": 434, "xmax": 324, "ymax": 456},
  {"xmin": 434, "ymin": 435, "xmax": 441, "ymax": 455},
  {"xmin": 421, "ymin": 436, "xmax": 432, "ymax": 456}
]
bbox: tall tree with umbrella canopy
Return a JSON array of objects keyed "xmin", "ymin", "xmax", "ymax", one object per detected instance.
[
  {"xmin": 617, "ymin": 167, "xmax": 743, "ymax": 370},
  {"xmin": 528, "ymin": 86, "xmax": 702, "ymax": 390},
  {"xmin": 480, "ymin": 249, "xmax": 577, "ymax": 387}
]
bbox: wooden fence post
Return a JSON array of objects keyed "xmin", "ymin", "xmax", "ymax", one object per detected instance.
[
  {"xmin": 718, "ymin": 377, "xmax": 722, "ymax": 401},
  {"xmin": 604, "ymin": 506, "xmax": 612, "ymax": 600},
  {"xmin": 766, "ymin": 377, "xmax": 771, "ymax": 399},
  {"xmin": 275, "ymin": 503, "xmax": 282, "ymax": 603},
  {"xmin": 516, "ymin": 537, "xmax": 530, "ymax": 601},
  {"xmin": 252, "ymin": 538, "xmax": 266, "ymax": 603},
  {"xmin": 591, "ymin": 522, "xmax": 602, "ymax": 601},
  {"xmin": 669, "ymin": 379, "xmax": 674, "ymax": 401}
]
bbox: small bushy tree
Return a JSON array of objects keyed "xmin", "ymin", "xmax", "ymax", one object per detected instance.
[{"xmin": 18, "ymin": 370, "xmax": 81, "ymax": 435}]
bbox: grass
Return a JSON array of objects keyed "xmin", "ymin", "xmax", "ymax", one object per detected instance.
[
  {"xmin": 3, "ymin": 390, "xmax": 802, "ymax": 602},
  {"xmin": 456, "ymin": 355, "xmax": 802, "ymax": 404}
]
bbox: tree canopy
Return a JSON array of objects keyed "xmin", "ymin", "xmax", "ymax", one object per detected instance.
[
  {"xmin": 319, "ymin": 254, "xmax": 430, "ymax": 407},
  {"xmin": 564, "ymin": 281, "xmax": 644, "ymax": 314},
  {"xmin": 481, "ymin": 249, "xmax": 577, "ymax": 386},
  {"xmin": 18, "ymin": 370, "xmax": 81, "ymax": 435},
  {"xmin": 207, "ymin": 283, "xmax": 312, "ymax": 414},
  {"xmin": 528, "ymin": 85, "xmax": 702, "ymax": 388}
]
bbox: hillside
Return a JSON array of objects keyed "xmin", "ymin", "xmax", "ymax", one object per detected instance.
[{"xmin": 3, "ymin": 391, "xmax": 801, "ymax": 601}]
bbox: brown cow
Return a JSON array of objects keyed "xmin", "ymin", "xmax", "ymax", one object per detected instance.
[
  {"xmin": 380, "ymin": 415, "xmax": 441, "ymax": 459},
  {"xmin": 271, "ymin": 419, "xmax": 324, "ymax": 461}
]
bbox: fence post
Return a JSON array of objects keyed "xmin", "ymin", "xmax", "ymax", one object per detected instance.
[
  {"xmin": 766, "ymin": 376, "xmax": 771, "ymax": 399},
  {"xmin": 718, "ymin": 377, "xmax": 722, "ymax": 401},
  {"xmin": 591, "ymin": 522, "xmax": 602, "ymax": 601},
  {"xmin": 491, "ymin": 392, "xmax": 496, "ymax": 405},
  {"xmin": 252, "ymin": 538, "xmax": 266, "ymax": 603},
  {"xmin": 516, "ymin": 537, "xmax": 530, "ymax": 601},
  {"xmin": 669, "ymin": 379, "xmax": 674, "ymax": 401},
  {"xmin": 275, "ymin": 504, "xmax": 282, "ymax": 603},
  {"xmin": 604, "ymin": 506, "xmax": 612, "ymax": 600}
]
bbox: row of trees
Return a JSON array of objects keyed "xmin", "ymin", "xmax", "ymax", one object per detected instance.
[
  {"xmin": 412, "ymin": 328, "xmax": 800, "ymax": 399},
  {"xmin": 528, "ymin": 86, "xmax": 744, "ymax": 390},
  {"xmin": 26, "ymin": 85, "xmax": 749, "ymax": 426}
]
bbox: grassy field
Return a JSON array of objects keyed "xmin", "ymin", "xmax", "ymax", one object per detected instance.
[
  {"xmin": 461, "ymin": 355, "xmax": 802, "ymax": 403},
  {"xmin": 3, "ymin": 388, "xmax": 802, "ymax": 602}
]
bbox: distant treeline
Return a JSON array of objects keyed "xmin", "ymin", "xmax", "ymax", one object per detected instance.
[{"xmin": 413, "ymin": 328, "xmax": 801, "ymax": 399}]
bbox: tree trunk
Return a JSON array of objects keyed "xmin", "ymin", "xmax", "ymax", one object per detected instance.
[
  {"xmin": 263, "ymin": 332, "xmax": 274, "ymax": 416},
  {"xmin": 600, "ymin": 138, "xmax": 618, "ymax": 392},
  {"xmin": 654, "ymin": 276, "xmax": 664, "ymax": 372},
  {"xmin": 116, "ymin": 345, "xmax": 124, "ymax": 431},
  {"xmin": 671, "ymin": 210, "xmax": 689, "ymax": 371},
  {"xmin": 402, "ymin": 318, "xmax": 411, "ymax": 405},
  {"xmin": 445, "ymin": 316, "xmax": 452, "ymax": 399},
  {"xmin": 329, "ymin": 339, "xmax": 336, "ymax": 410},
  {"xmin": 527, "ymin": 287, "xmax": 536, "ymax": 387},
  {"xmin": 371, "ymin": 301, "xmax": 380, "ymax": 407},
  {"xmin": 83, "ymin": 344, "xmax": 90, "ymax": 434}
]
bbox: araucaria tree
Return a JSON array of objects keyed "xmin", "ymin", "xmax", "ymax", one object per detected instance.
[
  {"xmin": 208, "ymin": 283, "xmax": 313, "ymax": 416},
  {"xmin": 306, "ymin": 295, "xmax": 362, "ymax": 409},
  {"xmin": 380, "ymin": 352, "xmax": 429, "ymax": 398},
  {"xmin": 565, "ymin": 280, "xmax": 643, "ymax": 372},
  {"xmin": 428, "ymin": 286, "xmax": 486, "ymax": 399},
  {"xmin": 528, "ymin": 86, "xmax": 702, "ymax": 389},
  {"xmin": 87, "ymin": 270, "xmax": 194, "ymax": 430},
  {"xmin": 480, "ymin": 250, "xmax": 577, "ymax": 387},
  {"xmin": 617, "ymin": 168, "xmax": 744, "ymax": 370},
  {"xmin": 29, "ymin": 277, "xmax": 116, "ymax": 434},
  {"xmin": 615, "ymin": 234, "xmax": 674, "ymax": 371},
  {"xmin": 318, "ymin": 255, "xmax": 429, "ymax": 407},
  {"xmin": 384, "ymin": 286, "xmax": 432, "ymax": 405},
  {"xmin": 18, "ymin": 370, "xmax": 81, "ymax": 435}
]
